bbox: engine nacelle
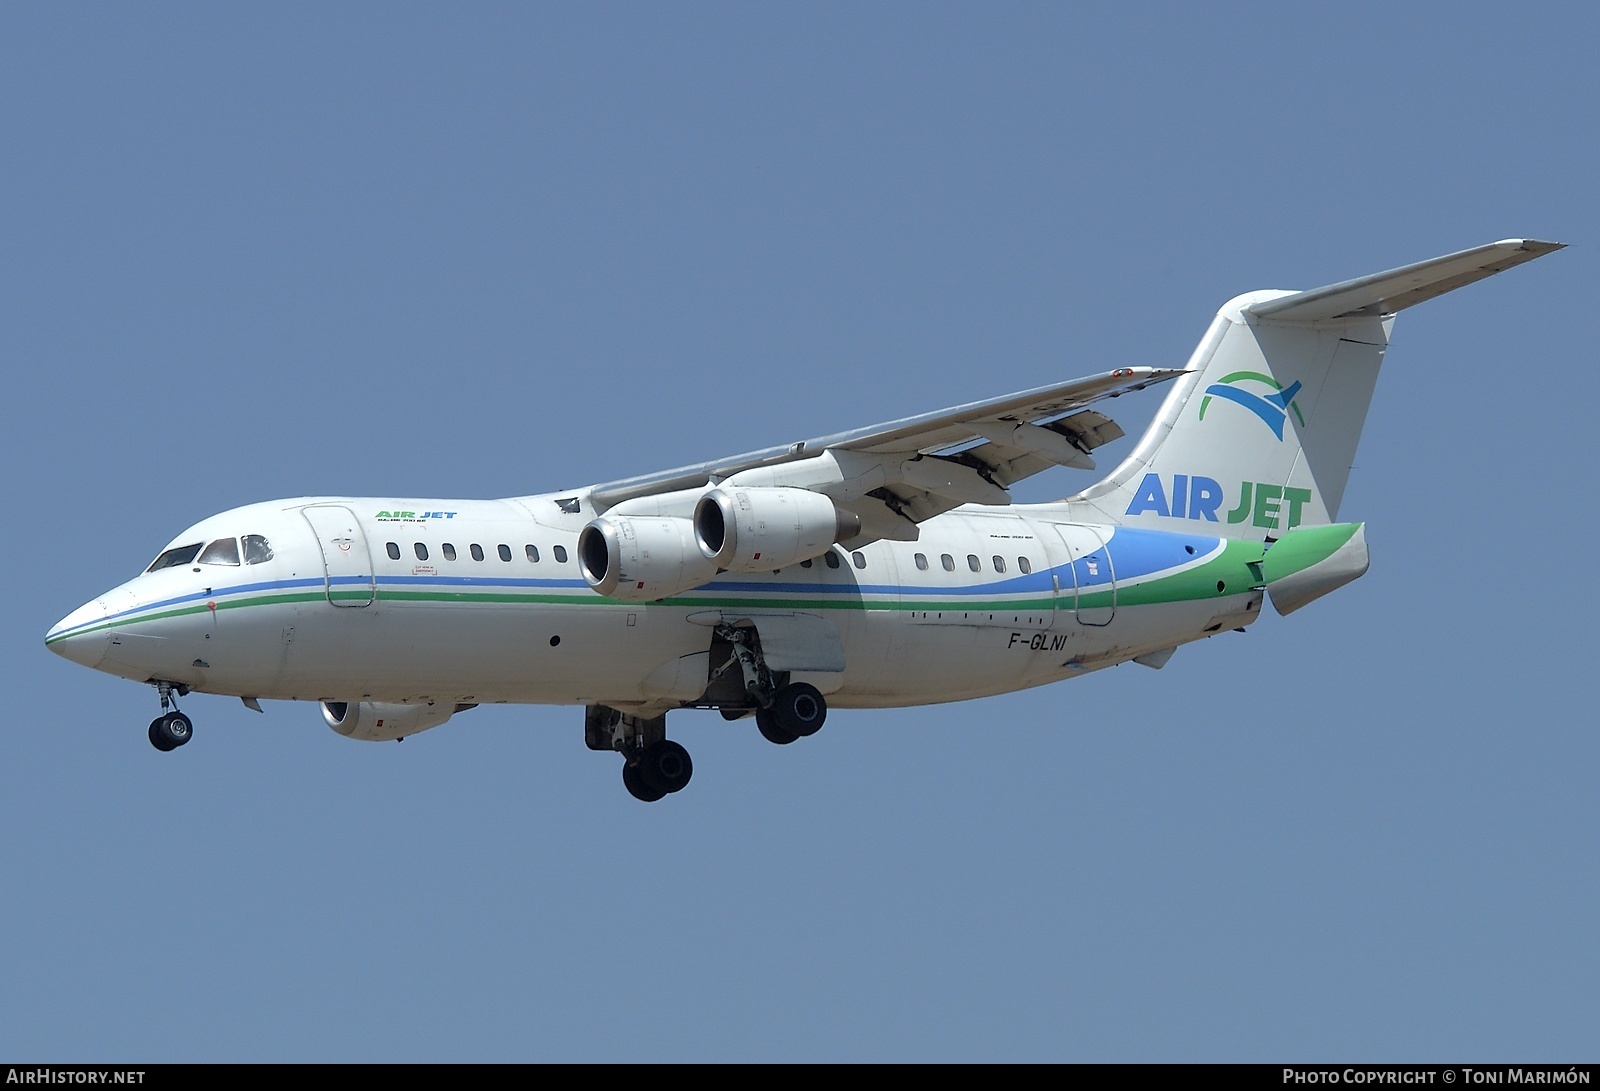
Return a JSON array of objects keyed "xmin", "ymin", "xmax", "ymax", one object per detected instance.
[
  {"xmin": 694, "ymin": 487, "xmax": 860, "ymax": 571},
  {"xmin": 577, "ymin": 515, "xmax": 719, "ymax": 601},
  {"xmin": 322, "ymin": 700, "xmax": 467, "ymax": 742}
]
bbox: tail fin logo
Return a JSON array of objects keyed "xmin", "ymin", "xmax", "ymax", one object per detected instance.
[{"xmin": 1198, "ymin": 372, "xmax": 1305, "ymax": 441}]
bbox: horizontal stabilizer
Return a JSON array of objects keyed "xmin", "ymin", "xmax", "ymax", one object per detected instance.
[{"xmin": 1246, "ymin": 239, "xmax": 1565, "ymax": 323}]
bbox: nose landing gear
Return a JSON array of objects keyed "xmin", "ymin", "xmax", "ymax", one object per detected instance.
[
  {"xmin": 148, "ymin": 711, "xmax": 193, "ymax": 751},
  {"xmin": 146, "ymin": 680, "xmax": 194, "ymax": 752}
]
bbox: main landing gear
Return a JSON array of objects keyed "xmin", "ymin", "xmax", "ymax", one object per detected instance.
[
  {"xmin": 147, "ymin": 680, "xmax": 194, "ymax": 752},
  {"xmin": 708, "ymin": 623, "xmax": 828, "ymax": 746},
  {"xmin": 585, "ymin": 624, "xmax": 832, "ymax": 802},
  {"xmin": 586, "ymin": 706, "xmax": 694, "ymax": 803},
  {"xmin": 755, "ymin": 682, "xmax": 827, "ymax": 746},
  {"xmin": 621, "ymin": 739, "xmax": 693, "ymax": 803}
]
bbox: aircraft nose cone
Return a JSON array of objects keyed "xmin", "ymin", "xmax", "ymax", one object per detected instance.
[{"xmin": 46, "ymin": 599, "xmax": 111, "ymax": 669}]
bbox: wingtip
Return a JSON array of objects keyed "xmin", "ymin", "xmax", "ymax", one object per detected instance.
[{"xmin": 1496, "ymin": 238, "xmax": 1566, "ymax": 254}]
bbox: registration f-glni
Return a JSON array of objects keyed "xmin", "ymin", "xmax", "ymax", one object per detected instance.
[{"xmin": 47, "ymin": 240, "xmax": 1562, "ymax": 801}]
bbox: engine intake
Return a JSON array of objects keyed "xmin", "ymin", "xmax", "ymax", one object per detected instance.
[
  {"xmin": 694, "ymin": 487, "xmax": 860, "ymax": 571},
  {"xmin": 578, "ymin": 515, "xmax": 719, "ymax": 601},
  {"xmin": 322, "ymin": 700, "xmax": 470, "ymax": 742}
]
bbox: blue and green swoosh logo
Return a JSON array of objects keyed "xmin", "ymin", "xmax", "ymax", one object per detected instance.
[{"xmin": 1198, "ymin": 372, "xmax": 1305, "ymax": 441}]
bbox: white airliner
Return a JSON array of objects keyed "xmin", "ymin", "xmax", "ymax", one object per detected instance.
[{"xmin": 47, "ymin": 240, "xmax": 1561, "ymax": 800}]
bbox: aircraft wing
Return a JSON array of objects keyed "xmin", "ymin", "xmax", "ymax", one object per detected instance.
[{"xmin": 586, "ymin": 366, "xmax": 1183, "ymax": 543}]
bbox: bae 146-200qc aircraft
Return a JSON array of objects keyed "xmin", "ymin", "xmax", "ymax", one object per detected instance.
[{"xmin": 47, "ymin": 239, "xmax": 1562, "ymax": 801}]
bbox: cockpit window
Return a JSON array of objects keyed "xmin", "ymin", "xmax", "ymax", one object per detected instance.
[
  {"xmin": 198, "ymin": 538, "xmax": 241, "ymax": 566},
  {"xmin": 242, "ymin": 535, "xmax": 274, "ymax": 564},
  {"xmin": 147, "ymin": 543, "xmax": 203, "ymax": 572}
]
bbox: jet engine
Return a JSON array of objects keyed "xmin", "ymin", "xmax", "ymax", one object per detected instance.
[
  {"xmin": 694, "ymin": 486, "xmax": 860, "ymax": 571},
  {"xmin": 577, "ymin": 515, "xmax": 719, "ymax": 601},
  {"xmin": 322, "ymin": 700, "xmax": 470, "ymax": 742}
]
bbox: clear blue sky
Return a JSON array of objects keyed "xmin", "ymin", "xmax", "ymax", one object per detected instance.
[{"xmin": 4, "ymin": 3, "xmax": 1594, "ymax": 1061}]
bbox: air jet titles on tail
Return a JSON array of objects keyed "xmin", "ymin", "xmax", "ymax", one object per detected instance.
[{"xmin": 46, "ymin": 240, "xmax": 1563, "ymax": 800}]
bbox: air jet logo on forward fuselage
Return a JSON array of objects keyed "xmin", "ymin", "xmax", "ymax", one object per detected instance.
[
  {"xmin": 1199, "ymin": 372, "xmax": 1304, "ymax": 440},
  {"xmin": 1125, "ymin": 473, "xmax": 1311, "ymax": 531},
  {"xmin": 375, "ymin": 510, "xmax": 458, "ymax": 522}
]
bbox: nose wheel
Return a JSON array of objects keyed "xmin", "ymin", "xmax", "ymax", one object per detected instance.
[
  {"xmin": 146, "ymin": 680, "xmax": 194, "ymax": 752},
  {"xmin": 148, "ymin": 711, "xmax": 193, "ymax": 752}
]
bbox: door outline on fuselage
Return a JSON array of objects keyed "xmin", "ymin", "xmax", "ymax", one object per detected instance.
[
  {"xmin": 1050, "ymin": 524, "xmax": 1116, "ymax": 626},
  {"xmin": 301, "ymin": 504, "xmax": 376, "ymax": 608}
]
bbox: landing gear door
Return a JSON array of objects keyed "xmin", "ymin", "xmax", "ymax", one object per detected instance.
[
  {"xmin": 743, "ymin": 612, "xmax": 846, "ymax": 673},
  {"xmin": 1051, "ymin": 524, "xmax": 1115, "ymax": 626},
  {"xmin": 301, "ymin": 504, "xmax": 376, "ymax": 608}
]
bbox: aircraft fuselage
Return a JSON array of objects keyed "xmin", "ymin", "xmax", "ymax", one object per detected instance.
[{"xmin": 47, "ymin": 494, "xmax": 1265, "ymax": 713}]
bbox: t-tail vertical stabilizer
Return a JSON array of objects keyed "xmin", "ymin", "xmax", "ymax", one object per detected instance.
[{"xmin": 1065, "ymin": 239, "xmax": 1563, "ymax": 541}]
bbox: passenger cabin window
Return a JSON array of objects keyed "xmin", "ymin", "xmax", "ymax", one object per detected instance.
[
  {"xmin": 824, "ymin": 552, "xmax": 840, "ymax": 569},
  {"xmin": 914, "ymin": 553, "xmax": 929, "ymax": 571},
  {"xmin": 198, "ymin": 538, "xmax": 240, "ymax": 566},
  {"xmin": 498, "ymin": 544, "xmax": 512, "ymax": 562},
  {"xmin": 553, "ymin": 545, "xmax": 568, "ymax": 564},
  {"xmin": 147, "ymin": 543, "xmax": 203, "ymax": 572},
  {"xmin": 992, "ymin": 556, "xmax": 1006, "ymax": 573},
  {"xmin": 800, "ymin": 558, "xmax": 813, "ymax": 569},
  {"xmin": 242, "ymin": 535, "xmax": 274, "ymax": 564},
  {"xmin": 526, "ymin": 545, "xmax": 540, "ymax": 563},
  {"xmin": 414, "ymin": 543, "xmax": 429, "ymax": 561},
  {"xmin": 941, "ymin": 554, "xmax": 955, "ymax": 572},
  {"xmin": 386, "ymin": 542, "xmax": 401, "ymax": 561},
  {"xmin": 470, "ymin": 544, "xmax": 485, "ymax": 561},
  {"xmin": 1018, "ymin": 556, "xmax": 1032, "ymax": 574},
  {"xmin": 967, "ymin": 554, "xmax": 981, "ymax": 573},
  {"xmin": 852, "ymin": 551, "xmax": 866, "ymax": 569},
  {"xmin": 442, "ymin": 543, "xmax": 457, "ymax": 561}
]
